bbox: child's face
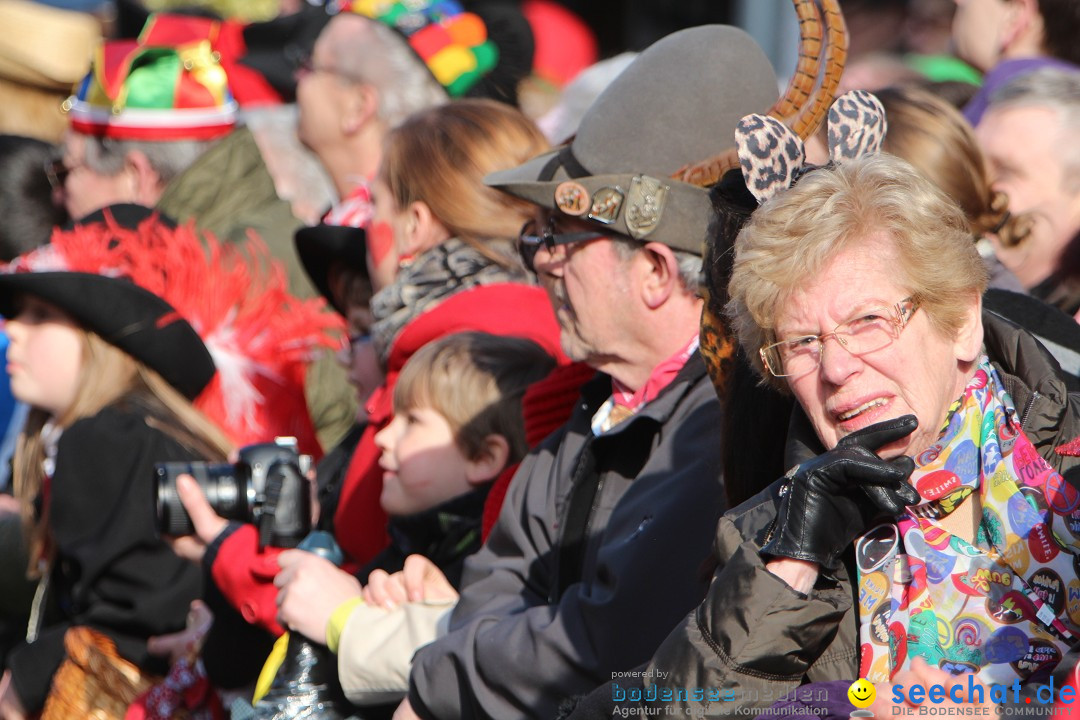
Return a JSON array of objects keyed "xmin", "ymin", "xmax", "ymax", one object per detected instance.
[
  {"xmin": 5, "ymin": 295, "xmax": 83, "ymax": 417},
  {"xmin": 373, "ymin": 405, "xmax": 473, "ymax": 517}
]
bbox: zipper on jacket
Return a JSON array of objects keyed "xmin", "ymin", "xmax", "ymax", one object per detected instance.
[
  {"xmin": 1019, "ymin": 390, "xmax": 1041, "ymax": 430},
  {"xmin": 581, "ymin": 476, "xmax": 605, "ymax": 556}
]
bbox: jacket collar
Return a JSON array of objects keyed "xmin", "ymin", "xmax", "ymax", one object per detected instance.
[
  {"xmin": 580, "ymin": 350, "xmax": 710, "ymax": 433},
  {"xmin": 387, "ymin": 484, "xmax": 491, "ymax": 558}
]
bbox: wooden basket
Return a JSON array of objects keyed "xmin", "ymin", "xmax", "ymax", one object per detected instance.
[{"xmin": 40, "ymin": 626, "xmax": 156, "ymax": 720}]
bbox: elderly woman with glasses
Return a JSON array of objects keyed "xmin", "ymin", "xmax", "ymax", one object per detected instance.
[{"xmin": 641, "ymin": 153, "xmax": 1080, "ymax": 717}]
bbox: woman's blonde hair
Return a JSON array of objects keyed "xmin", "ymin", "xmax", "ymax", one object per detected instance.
[
  {"xmin": 877, "ymin": 84, "xmax": 1031, "ymax": 247},
  {"xmin": 380, "ymin": 98, "xmax": 549, "ymax": 264},
  {"xmin": 727, "ymin": 153, "xmax": 988, "ymax": 390},
  {"xmin": 16, "ymin": 328, "xmax": 231, "ymax": 575}
]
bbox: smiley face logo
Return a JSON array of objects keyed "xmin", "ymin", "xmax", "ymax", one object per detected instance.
[{"xmin": 848, "ymin": 678, "xmax": 876, "ymax": 709}]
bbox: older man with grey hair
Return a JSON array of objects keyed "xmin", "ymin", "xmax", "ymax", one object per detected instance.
[
  {"xmin": 294, "ymin": 13, "xmax": 446, "ymax": 213},
  {"xmin": 977, "ymin": 67, "xmax": 1080, "ymax": 315}
]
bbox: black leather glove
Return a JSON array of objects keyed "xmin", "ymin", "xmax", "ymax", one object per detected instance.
[{"xmin": 762, "ymin": 415, "xmax": 921, "ymax": 570}]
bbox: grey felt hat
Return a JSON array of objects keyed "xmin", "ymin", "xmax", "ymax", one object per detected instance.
[{"xmin": 485, "ymin": 25, "xmax": 778, "ymax": 256}]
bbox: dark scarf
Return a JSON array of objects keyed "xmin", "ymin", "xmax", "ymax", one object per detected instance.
[
  {"xmin": 358, "ymin": 484, "xmax": 491, "ymax": 588},
  {"xmin": 369, "ymin": 237, "xmax": 530, "ymax": 366}
]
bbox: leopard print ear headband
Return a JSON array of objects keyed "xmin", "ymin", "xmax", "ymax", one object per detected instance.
[{"xmin": 735, "ymin": 89, "xmax": 888, "ymax": 205}]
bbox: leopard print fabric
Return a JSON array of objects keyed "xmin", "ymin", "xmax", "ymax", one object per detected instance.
[
  {"xmin": 827, "ymin": 89, "xmax": 887, "ymax": 162},
  {"xmin": 735, "ymin": 114, "xmax": 806, "ymax": 206},
  {"xmin": 735, "ymin": 90, "xmax": 888, "ymax": 205}
]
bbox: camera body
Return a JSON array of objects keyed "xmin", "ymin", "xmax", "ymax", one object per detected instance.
[{"xmin": 155, "ymin": 438, "xmax": 313, "ymax": 549}]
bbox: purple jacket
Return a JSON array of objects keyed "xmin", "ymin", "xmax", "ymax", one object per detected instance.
[{"xmin": 964, "ymin": 57, "xmax": 1080, "ymax": 126}]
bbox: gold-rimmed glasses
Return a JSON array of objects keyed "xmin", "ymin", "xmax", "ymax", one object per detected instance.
[{"xmin": 760, "ymin": 296, "xmax": 920, "ymax": 378}]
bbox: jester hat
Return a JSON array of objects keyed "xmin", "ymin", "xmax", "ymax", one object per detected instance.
[
  {"xmin": 66, "ymin": 14, "xmax": 238, "ymax": 141},
  {"xmin": 344, "ymin": 0, "xmax": 531, "ymax": 101}
]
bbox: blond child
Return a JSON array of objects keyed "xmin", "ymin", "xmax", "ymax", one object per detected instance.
[{"xmin": 271, "ymin": 331, "xmax": 554, "ymax": 705}]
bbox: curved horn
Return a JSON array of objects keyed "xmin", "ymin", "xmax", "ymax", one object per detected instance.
[
  {"xmin": 671, "ymin": 0, "xmax": 848, "ymax": 188},
  {"xmin": 785, "ymin": 0, "xmax": 848, "ymax": 140},
  {"xmin": 769, "ymin": 0, "xmax": 825, "ymax": 123}
]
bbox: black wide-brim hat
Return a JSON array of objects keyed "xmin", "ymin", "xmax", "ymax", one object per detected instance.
[
  {"xmin": 485, "ymin": 24, "xmax": 779, "ymax": 256},
  {"xmin": 295, "ymin": 224, "xmax": 368, "ymax": 314},
  {"xmin": 0, "ymin": 272, "xmax": 215, "ymax": 400}
]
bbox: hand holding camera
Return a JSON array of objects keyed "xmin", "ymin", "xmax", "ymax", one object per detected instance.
[
  {"xmin": 165, "ymin": 476, "xmax": 230, "ymax": 564},
  {"xmin": 155, "ymin": 439, "xmax": 313, "ymax": 557}
]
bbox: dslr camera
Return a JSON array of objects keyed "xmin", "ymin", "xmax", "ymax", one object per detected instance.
[{"xmin": 155, "ymin": 438, "xmax": 313, "ymax": 549}]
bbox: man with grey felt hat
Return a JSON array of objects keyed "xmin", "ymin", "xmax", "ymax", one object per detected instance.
[{"xmin": 383, "ymin": 24, "xmax": 780, "ymax": 720}]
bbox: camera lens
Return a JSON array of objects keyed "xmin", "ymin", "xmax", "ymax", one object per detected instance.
[{"xmin": 154, "ymin": 462, "xmax": 249, "ymax": 536}]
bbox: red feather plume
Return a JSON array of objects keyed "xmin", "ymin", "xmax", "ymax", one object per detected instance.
[{"xmin": 10, "ymin": 214, "xmax": 345, "ymax": 458}]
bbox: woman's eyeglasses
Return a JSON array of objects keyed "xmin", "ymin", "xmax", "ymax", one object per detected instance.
[
  {"xmin": 759, "ymin": 297, "xmax": 920, "ymax": 378},
  {"xmin": 517, "ymin": 219, "xmax": 606, "ymax": 273},
  {"xmin": 339, "ymin": 332, "xmax": 372, "ymax": 365},
  {"xmin": 294, "ymin": 54, "xmax": 362, "ymax": 83},
  {"xmin": 44, "ymin": 158, "xmax": 69, "ymax": 191}
]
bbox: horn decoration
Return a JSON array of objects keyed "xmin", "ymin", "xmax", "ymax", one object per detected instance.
[{"xmin": 671, "ymin": 0, "xmax": 849, "ymax": 188}]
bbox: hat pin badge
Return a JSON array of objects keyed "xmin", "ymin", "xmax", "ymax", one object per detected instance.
[
  {"xmin": 625, "ymin": 175, "xmax": 667, "ymax": 239},
  {"xmin": 587, "ymin": 186, "xmax": 624, "ymax": 225},
  {"xmin": 554, "ymin": 181, "xmax": 590, "ymax": 216}
]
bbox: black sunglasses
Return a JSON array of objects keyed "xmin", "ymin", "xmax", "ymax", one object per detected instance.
[{"xmin": 517, "ymin": 219, "xmax": 606, "ymax": 273}]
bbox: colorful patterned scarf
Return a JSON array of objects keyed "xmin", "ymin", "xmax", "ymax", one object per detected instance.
[{"xmin": 856, "ymin": 358, "xmax": 1080, "ymax": 686}]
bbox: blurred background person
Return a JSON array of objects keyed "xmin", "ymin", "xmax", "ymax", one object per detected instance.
[
  {"xmin": 876, "ymin": 84, "xmax": 1027, "ymax": 291},
  {"xmin": 0, "ymin": 0, "xmax": 98, "ymax": 144},
  {"xmin": 0, "ymin": 135, "xmax": 67, "ymax": 261},
  {"xmin": 877, "ymin": 82, "xmax": 1080, "ymax": 386},
  {"xmin": 976, "ymin": 67, "xmax": 1080, "ymax": 314},
  {"xmin": 60, "ymin": 17, "xmax": 356, "ymax": 454},
  {"xmin": 951, "ymin": 0, "xmax": 1080, "ymax": 125}
]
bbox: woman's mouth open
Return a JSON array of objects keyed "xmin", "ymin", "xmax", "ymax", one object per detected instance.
[{"xmin": 837, "ymin": 397, "xmax": 890, "ymax": 422}]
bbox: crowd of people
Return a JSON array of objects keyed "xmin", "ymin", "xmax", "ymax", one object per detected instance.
[{"xmin": 1, "ymin": 0, "xmax": 1080, "ymax": 719}]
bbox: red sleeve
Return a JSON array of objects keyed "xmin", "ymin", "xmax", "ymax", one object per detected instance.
[
  {"xmin": 210, "ymin": 524, "xmax": 286, "ymax": 636},
  {"xmin": 332, "ymin": 408, "xmax": 392, "ymax": 567},
  {"xmin": 522, "ymin": 361, "xmax": 595, "ymax": 447},
  {"xmin": 481, "ymin": 462, "xmax": 520, "ymax": 542},
  {"xmin": 336, "ymin": 284, "xmax": 567, "ymax": 564},
  {"xmin": 481, "ymin": 361, "xmax": 595, "ymax": 540}
]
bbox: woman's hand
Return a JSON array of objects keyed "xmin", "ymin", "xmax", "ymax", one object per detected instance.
[
  {"xmin": 146, "ymin": 599, "xmax": 214, "ymax": 664},
  {"xmin": 0, "ymin": 670, "xmax": 26, "ymax": 720},
  {"xmin": 362, "ymin": 555, "xmax": 458, "ymax": 610},
  {"xmin": 274, "ymin": 550, "xmax": 361, "ymax": 644},
  {"xmin": 763, "ymin": 415, "xmax": 920, "ymax": 571},
  {"xmin": 165, "ymin": 474, "xmax": 229, "ymax": 564}
]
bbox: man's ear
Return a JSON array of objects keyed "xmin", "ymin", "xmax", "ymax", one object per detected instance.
[
  {"xmin": 954, "ymin": 291, "xmax": 984, "ymax": 364},
  {"xmin": 342, "ymin": 83, "xmax": 379, "ymax": 135},
  {"xmin": 124, "ymin": 150, "xmax": 165, "ymax": 206},
  {"xmin": 1001, "ymin": 0, "xmax": 1041, "ymax": 51},
  {"xmin": 465, "ymin": 434, "xmax": 511, "ymax": 485},
  {"xmin": 637, "ymin": 242, "xmax": 683, "ymax": 309}
]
